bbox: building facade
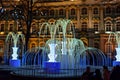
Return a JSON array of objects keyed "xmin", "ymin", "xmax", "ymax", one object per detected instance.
[{"xmin": 0, "ymin": 0, "xmax": 120, "ymax": 60}]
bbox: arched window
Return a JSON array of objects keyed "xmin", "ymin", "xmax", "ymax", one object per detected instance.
[
  {"xmin": 106, "ymin": 7, "xmax": 112, "ymax": 15},
  {"xmin": 59, "ymin": 9, "xmax": 64, "ymax": 16},
  {"xmin": 116, "ymin": 22, "xmax": 120, "ymax": 31},
  {"xmin": 81, "ymin": 8, "xmax": 87, "ymax": 15},
  {"xmin": 49, "ymin": 9, "xmax": 54, "ymax": 16},
  {"xmin": 9, "ymin": 24, "xmax": 14, "ymax": 31},
  {"xmin": 93, "ymin": 8, "xmax": 98, "ymax": 14},
  {"xmin": 81, "ymin": 22, "xmax": 87, "ymax": 31},
  {"xmin": 105, "ymin": 22, "xmax": 112, "ymax": 32},
  {"xmin": 0, "ymin": 24, "xmax": 5, "ymax": 31},
  {"xmin": 71, "ymin": 8, "xmax": 76, "ymax": 15}
]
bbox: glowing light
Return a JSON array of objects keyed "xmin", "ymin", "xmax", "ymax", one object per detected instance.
[
  {"xmin": 115, "ymin": 48, "xmax": 120, "ymax": 61},
  {"xmin": 48, "ymin": 43, "xmax": 57, "ymax": 62},
  {"xmin": 12, "ymin": 47, "xmax": 18, "ymax": 60}
]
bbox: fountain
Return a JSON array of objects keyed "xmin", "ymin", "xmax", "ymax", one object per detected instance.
[
  {"xmin": 40, "ymin": 22, "xmax": 61, "ymax": 73},
  {"xmin": 22, "ymin": 19, "xmax": 108, "ymax": 67},
  {"xmin": 108, "ymin": 32, "xmax": 120, "ymax": 66},
  {"xmin": 0, "ymin": 18, "xmax": 111, "ymax": 79},
  {"xmin": 19, "ymin": 19, "xmax": 108, "ymax": 78},
  {"xmin": 5, "ymin": 32, "xmax": 25, "ymax": 67}
]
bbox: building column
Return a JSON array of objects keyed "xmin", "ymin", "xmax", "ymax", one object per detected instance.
[
  {"xmin": 100, "ymin": 6, "xmax": 104, "ymax": 33},
  {"xmin": 88, "ymin": 6, "xmax": 92, "ymax": 28},
  {"xmin": 88, "ymin": 6, "xmax": 94, "ymax": 47},
  {"xmin": 77, "ymin": 6, "xmax": 80, "ymax": 28},
  {"xmin": 66, "ymin": 6, "xmax": 69, "ymax": 19}
]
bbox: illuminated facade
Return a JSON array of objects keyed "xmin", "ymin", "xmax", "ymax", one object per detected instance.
[{"xmin": 0, "ymin": 0, "xmax": 120, "ymax": 60}]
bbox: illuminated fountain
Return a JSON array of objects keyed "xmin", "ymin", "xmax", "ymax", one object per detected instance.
[
  {"xmin": 5, "ymin": 32, "xmax": 25, "ymax": 67},
  {"xmin": 21, "ymin": 19, "xmax": 108, "ymax": 77},
  {"xmin": 10, "ymin": 19, "xmax": 110, "ymax": 79},
  {"xmin": 108, "ymin": 32, "xmax": 120, "ymax": 66}
]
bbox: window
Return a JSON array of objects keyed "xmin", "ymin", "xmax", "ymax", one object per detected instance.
[
  {"xmin": 49, "ymin": 9, "xmax": 54, "ymax": 16},
  {"xmin": 81, "ymin": 22, "xmax": 87, "ymax": 31},
  {"xmin": 9, "ymin": 24, "xmax": 14, "ymax": 31},
  {"xmin": 59, "ymin": 9, "xmax": 64, "ymax": 16},
  {"xmin": 41, "ymin": 9, "xmax": 49, "ymax": 16},
  {"xmin": 106, "ymin": 7, "xmax": 112, "ymax": 15},
  {"xmin": 105, "ymin": 22, "xmax": 112, "ymax": 32},
  {"xmin": 0, "ymin": 24, "xmax": 5, "ymax": 31},
  {"xmin": 93, "ymin": 8, "xmax": 98, "ymax": 14},
  {"xmin": 116, "ymin": 22, "xmax": 120, "ymax": 31},
  {"xmin": 81, "ymin": 8, "xmax": 87, "ymax": 15},
  {"xmin": 71, "ymin": 8, "xmax": 75, "ymax": 15},
  {"xmin": 94, "ymin": 22, "xmax": 99, "ymax": 32},
  {"xmin": 116, "ymin": 5, "xmax": 120, "ymax": 14}
]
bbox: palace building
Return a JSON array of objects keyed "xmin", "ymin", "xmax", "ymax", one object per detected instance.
[{"xmin": 0, "ymin": 0, "xmax": 120, "ymax": 60}]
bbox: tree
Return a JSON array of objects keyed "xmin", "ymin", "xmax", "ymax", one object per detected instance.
[{"xmin": 0, "ymin": 0, "xmax": 34, "ymax": 51}]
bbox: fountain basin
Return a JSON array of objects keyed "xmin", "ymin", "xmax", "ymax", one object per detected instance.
[
  {"xmin": 9, "ymin": 59, "xmax": 21, "ymax": 67},
  {"xmin": 44, "ymin": 61, "xmax": 61, "ymax": 73}
]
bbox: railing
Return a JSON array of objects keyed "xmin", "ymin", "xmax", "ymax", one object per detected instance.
[{"xmin": 0, "ymin": 65, "xmax": 113, "ymax": 79}]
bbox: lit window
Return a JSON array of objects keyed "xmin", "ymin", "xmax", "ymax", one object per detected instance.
[{"xmin": 105, "ymin": 22, "xmax": 112, "ymax": 32}]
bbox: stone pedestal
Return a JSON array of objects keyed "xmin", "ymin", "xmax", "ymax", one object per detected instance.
[{"xmin": 44, "ymin": 61, "xmax": 61, "ymax": 73}]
